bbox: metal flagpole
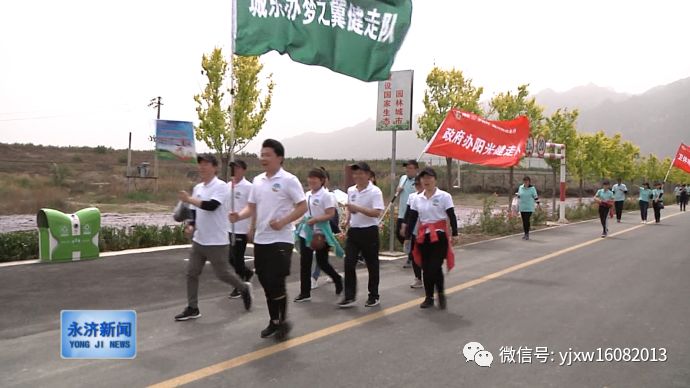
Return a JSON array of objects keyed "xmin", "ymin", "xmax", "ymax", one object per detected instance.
[
  {"xmin": 229, "ymin": 0, "xmax": 237, "ymax": 248},
  {"xmin": 663, "ymin": 162, "xmax": 674, "ymax": 184}
]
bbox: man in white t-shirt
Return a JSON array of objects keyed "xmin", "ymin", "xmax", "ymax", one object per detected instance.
[
  {"xmin": 230, "ymin": 139, "xmax": 307, "ymax": 340},
  {"xmin": 338, "ymin": 162, "xmax": 385, "ymax": 308},
  {"xmin": 174, "ymin": 154, "xmax": 252, "ymax": 321},
  {"xmin": 227, "ymin": 160, "xmax": 255, "ymax": 299},
  {"xmin": 396, "ymin": 159, "xmax": 419, "ymax": 268}
]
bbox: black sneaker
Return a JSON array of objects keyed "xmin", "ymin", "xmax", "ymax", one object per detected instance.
[
  {"xmin": 338, "ymin": 298, "xmax": 357, "ymax": 308},
  {"xmin": 420, "ymin": 298, "xmax": 434, "ymax": 309},
  {"xmin": 174, "ymin": 307, "xmax": 201, "ymax": 321},
  {"xmin": 334, "ymin": 277, "xmax": 343, "ymax": 296},
  {"xmin": 438, "ymin": 293, "xmax": 447, "ymax": 310},
  {"xmin": 276, "ymin": 320, "xmax": 292, "ymax": 341},
  {"xmin": 365, "ymin": 297, "xmax": 380, "ymax": 307},
  {"xmin": 228, "ymin": 288, "xmax": 241, "ymax": 299},
  {"xmin": 294, "ymin": 294, "xmax": 311, "ymax": 303},
  {"xmin": 260, "ymin": 322, "xmax": 279, "ymax": 338},
  {"xmin": 241, "ymin": 282, "xmax": 253, "ymax": 311}
]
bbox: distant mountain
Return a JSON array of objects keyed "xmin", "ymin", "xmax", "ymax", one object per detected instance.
[
  {"xmin": 535, "ymin": 83, "xmax": 631, "ymax": 114},
  {"xmin": 280, "ymin": 77, "xmax": 690, "ymax": 160},
  {"xmin": 280, "ymin": 119, "xmax": 428, "ymax": 160}
]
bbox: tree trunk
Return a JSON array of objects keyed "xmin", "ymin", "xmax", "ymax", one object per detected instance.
[
  {"xmin": 578, "ymin": 177, "xmax": 584, "ymax": 203},
  {"xmin": 220, "ymin": 153, "xmax": 229, "ymax": 182},
  {"xmin": 445, "ymin": 157, "xmax": 453, "ymax": 191},
  {"xmin": 552, "ymin": 168, "xmax": 557, "ymax": 220},
  {"xmin": 508, "ymin": 166, "xmax": 514, "ymax": 207}
]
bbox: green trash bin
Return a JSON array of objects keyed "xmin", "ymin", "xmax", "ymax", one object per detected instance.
[{"xmin": 37, "ymin": 207, "xmax": 101, "ymax": 262}]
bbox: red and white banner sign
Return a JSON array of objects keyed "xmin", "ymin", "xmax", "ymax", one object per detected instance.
[
  {"xmin": 423, "ymin": 109, "xmax": 530, "ymax": 167},
  {"xmin": 672, "ymin": 143, "xmax": 690, "ymax": 174}
]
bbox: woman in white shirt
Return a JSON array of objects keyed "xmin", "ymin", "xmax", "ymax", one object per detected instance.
[
  {"xmin": 406, "ymin": 168, "xmax": 459, "ymax": 310},
  {"xmin": 294, "ymin": 168, "xmax": 344, "ymax": 302}
]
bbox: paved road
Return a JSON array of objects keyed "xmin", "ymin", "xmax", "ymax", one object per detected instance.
[{"xmin": 1, "ymin": 210, "xmax": 689, "ymax": 387}]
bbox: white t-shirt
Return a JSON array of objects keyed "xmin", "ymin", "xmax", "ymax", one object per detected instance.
[
  {"xmin": 300, "ymin": 187, "xmax": 336, "ymax": 238},
  {"xmin": 411, "ymin": 188, "xmax": 454, "ymax": 233},
  {"xmin": 191, "ymin": 176, "xmax": 231, "ymax": 246},
  {"xmin": 347, "ymin": 182, "xmax": 384, "ymax": 228},
  {"xmin": 228, "ymin": 177, "xmax": 252, "ymax": 234},
  {"xmin": 249, "ymin": 168, "xmax": 306, "ymax": 244}
]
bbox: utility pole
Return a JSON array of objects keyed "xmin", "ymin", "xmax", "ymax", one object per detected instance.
[{"xmin": 149, "ymin": 96, "xmax": 162, "ymax": 192}]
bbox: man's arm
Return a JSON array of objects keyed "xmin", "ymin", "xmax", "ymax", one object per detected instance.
[{"xmin": 270, "ymin": 201, "xmax": 307, "ymax": 230}]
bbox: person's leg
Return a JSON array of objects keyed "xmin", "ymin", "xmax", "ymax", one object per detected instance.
[
  {"xmin": 410, "ymin": 239, "xmax": 422, "ymax": 281},
  {"xmin": 343, "ymin": 229, "xmax": 359, "ymax": 301},
  {"xmin": 599, "ymin": 206, "xmax": 608, "ymax": 234},
  {"xmin": 395, "ymin": 218, "xmax": 405, "ymax": 245},
  {"xmin": 642, "ymin": 201, "xmax": 649, "ymax": 221},
  {"xmin": 273, "ymin": 243, "xmax": 292, "ymax": 323},
  {"xmin": 298, "ymin": 238, "xmax": 313, "ymax": 298},
  {"xmin": 315, "ymin": 246, "xmax": 342, "ymax": 288},
  {"xmin": 639, "ymin": 200, "xmax": 645, "ymax": 221},
  {"xmin": 615, "ymin": 201, "xmax": 624, "ymax": 221},
  {"xmin": 233, "ymin": 234, "xmax": 249, "ymax": 279},
  {"xmin": 208, "ymin": 245, "xmax": 246, "ymax": 290},
  {"xmin": 419, "ymin": 238, "xmax": 435, "ymax": 300},
  {"xmin": 432, "ymin": 234, "xmax": 448, "ymax": 307},
  {"xmin": 654, "ymin": 203, "xmax": 661, "ymax": 222},
  {"xmin": 520, "ymin": 212, "xmax": 529, "ymax": 235},
  {"xmin": 362, "ymin": 226, "xmax": 380, "ymax": 302},
  {"xmin": 186, "ymin": 242, "xmax": 206, "ymax": 310},
  {"xmin": 254, "ymin": 245, "xmax": 278, "ymax": 322}
]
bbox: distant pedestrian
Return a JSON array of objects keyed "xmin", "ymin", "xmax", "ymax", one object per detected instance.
[
  {"xmin": 516, "ymin": 176, "xmax": 540, "ymax": 240},
  {"xmin": 400, "ymin": 174, "xmax": 423, "ymax": 289},
  {"xmin": 405, "ymin": 168, "xmax": 459, "ymax": 310},
  {"xmin": 594, "ymin": 180, "xmax": 615, "ymax": 238},
  {"xmin": 652, "ymin": 182, "xmax": 664, "ymax": 223},
  {"xmin": 175, "ymin": 154, "xmax": 252, "ymax": 321},
  {"xmin": 396, "ymin": 160, "xmax": 419, "ymax": 269},
  {"xmin": 611, "ymin": 178, "xmax": 628, "ymax": 223},
  {"xmin": 673, "ymin": 184, "xmax": 681, "ymax": 208},
  {"xmin": 680, "ymin": 183, "xmax": 690, "ymax": 212},
  {"xmin": 638, "ymin": 183, "xmax": 653, "ymax": 224}
]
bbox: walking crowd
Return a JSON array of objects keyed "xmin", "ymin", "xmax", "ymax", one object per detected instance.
[{"xmin": 173, "ymin": 138, "xmax": 685, "ymax": 340}]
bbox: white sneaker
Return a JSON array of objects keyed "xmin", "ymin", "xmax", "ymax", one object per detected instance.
[
  {"xmin": 410, "ymin": 278, "xmax": 423, "ymax": 289},
  {"xmin": 325, "ymin": 273, "xmax": 342, "ymax": 284},
  {"xmin": 311, "ymin": 277, "xmax": 319, "ymax": 290}
]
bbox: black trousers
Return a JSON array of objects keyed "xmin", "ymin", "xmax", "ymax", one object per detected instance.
[
  {"xmin": 653, "ymin": 202, "xmax": 662, "ymax": 223},
  {"xmin": 228, "ymin": 233, "xmax": 251, "ymax": 280},
  {"xmin": 418, "ymin": 232, "xmax": 448, "ymax": 299},
  {"xmin": 639, "ymin": 200, "xmax": 649, "ymax": 221},
  {"xmin": 408, "ymin": 238, "xmax": 422, "ymax": 280},
  {"xmin": 598, "ymin": 206, "xmax": 609, "ymax": 233},
  {"xmin": 520, "ymin": 212, "xmax": 532, "ymax": 235},
  {"xmin": 299, "ymin": 237, "xmax": 342, "ymax": 296},
  {"xmin": 254, "ymin": 243, "xmax": 293, "ymax": 322},
  {"xmin": 614, "ymin": 201, "xmax": 624, "ymax": 221},
  {"xmin": 395, "ymin": 218, "xmax": 405, "ymax": 245},
  {"xmin": 344, "ymin": 226, "xmax": 380, "ymax": 300},
  {"xmin": 680, "ymin": 195, "xmax": 688, "ymax": 211}
]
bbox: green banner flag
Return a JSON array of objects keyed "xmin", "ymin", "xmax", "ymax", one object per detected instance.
[{"xmin": 233, "ymin": 0, "xmax": 413, "ymax": 82}]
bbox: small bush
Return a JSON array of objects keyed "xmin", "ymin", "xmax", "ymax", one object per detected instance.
[
  {"xmin": 0, "ymin": 225, "xmax": 187, "ymax": 262},
  {"xmin": 71, "ymin": 155, "xmax": 83, "ymax": 163},
  {"xmin": 94, "ymin": 145, "xmax": 110, "ymax": 154}
]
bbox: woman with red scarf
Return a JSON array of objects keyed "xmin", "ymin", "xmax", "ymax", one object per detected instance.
[{"xmin": 405, "ymin": 167, "xmax": 459, "ymax": 310}]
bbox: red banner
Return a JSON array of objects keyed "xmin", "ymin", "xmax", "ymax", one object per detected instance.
[
  {"xmin": 423, "ymin": 109, "xmax": 530, "ymax": 167},
  {"xmin": 672, "ymin": 143, "xmax": 690, "ymax": 174}
]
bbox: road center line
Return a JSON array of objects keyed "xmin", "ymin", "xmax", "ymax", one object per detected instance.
[{"xmin": 149, "ymin": 211, "xmax": 684, "ymax": 388}]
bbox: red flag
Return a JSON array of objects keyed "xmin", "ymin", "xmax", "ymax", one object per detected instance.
[
  {"xmin": 672, "ymin": 143, "xmax": 690, "ymax": 174},
  {"xmin": 423, "ymin": 109, "xmax": 530, "ymax": 167}
]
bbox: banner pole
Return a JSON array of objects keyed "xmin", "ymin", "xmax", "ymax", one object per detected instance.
[{"xmin": 663, "ymin": 163, "xmax": 674, "ymax": 184}]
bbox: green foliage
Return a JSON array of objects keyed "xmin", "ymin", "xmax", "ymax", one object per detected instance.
[
  {"xmin": 194, "ymin": 47, "xmax": 274, "ymax": 180},
  {"xmin": 94, "ymin": 145, "xmax": 110, "ymax": 154},
  {"xmin": 476, "ymin": 196, "xmax": 522, "ymax": 235},
  {"xmin": 0, "ymin": 225, "xmax": 188, "ymax": 262},
  {"xmin": 0, "ymin": 231, "xmax": 38, "ymax": 261},
  {"xmin": 489, "ymin": 84, "xmax": 544, "ymax": 135},
  {"xmin": 417, "ymin": 67, "xmax": 484, "ymax": 190},
  {"xmin": 125, "ymin": 192, "xmax": 154, "ymax": 202},
  {"xmin": 51, "ymin": 163, "xmax": 69, "ymax": 186},
  {"xmin": 565, "ymin": 202, "xmax": 599, "ymax": 221}
]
